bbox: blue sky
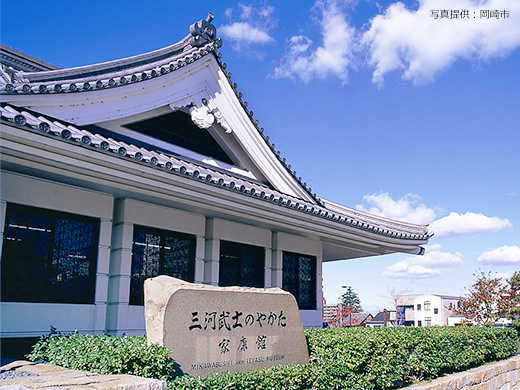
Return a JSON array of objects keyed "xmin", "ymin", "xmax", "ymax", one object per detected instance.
[{"xmin": 2, "ymin": 0, "xmax": 519, "ymax": 313}]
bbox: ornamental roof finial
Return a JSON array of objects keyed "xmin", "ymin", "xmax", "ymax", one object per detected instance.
[{"xmin": 189, "ymin": 13, "xmax": 222, "ymax": 48}]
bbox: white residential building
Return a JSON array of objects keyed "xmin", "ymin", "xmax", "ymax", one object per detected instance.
[{"xmin": 396, "ymin": 294, "xmax": 461, "ymax": 327}]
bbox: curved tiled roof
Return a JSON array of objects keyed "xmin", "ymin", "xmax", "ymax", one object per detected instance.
[
  {"xmin": 1, "ymin": 14, "xmax": 323, "ymax": 205},
  {"xmin": 0, "ymin": 104, "xmax": 431, "ymax": 241}
]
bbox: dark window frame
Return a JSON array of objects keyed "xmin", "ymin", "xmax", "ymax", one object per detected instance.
[
  {"xmin": 282, "ymin": 251, "xmax": 317, "ymax": 310},
  {"xmin": 218, "ymin": 240, "xmax": 265, "ymax": 288},
  {"xmin": 1, "ymin": 203, "xmax": 99, "ymax": 304},
  {"xmin": 130, "ymin": 225, "xmax": 196, "ymax": 305},
  {"xmin": 123, "ymin": 111, "xmax": 235, "ymax": 165}
]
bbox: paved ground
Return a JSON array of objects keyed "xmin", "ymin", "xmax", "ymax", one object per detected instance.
[{"xmin": 0, "ymin": 360, "xmax": 166, "ymax": 390}]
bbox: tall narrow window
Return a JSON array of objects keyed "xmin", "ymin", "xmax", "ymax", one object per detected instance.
[
  {"xmin": 219, "ymin": 241, "xmax": 264, "ymax": 288},
  {"xmin": 130, "ymin": 225, "xmax": 195, "ymax": 305},
  {"xmin": 282, "ymin": 252, "xmax": 316, "ymax": 310},
  {"xmin": 424, "ymin": 301, "xmax": 431, "ymax": 311},
  {"xmin": 1, "ymin": 203, "xmax": 99, "ymax": 304}
]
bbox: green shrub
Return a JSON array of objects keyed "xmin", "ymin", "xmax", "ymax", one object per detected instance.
[
  {"xmin": 27, "ymin": 333, "xmax": 174, "ymax": 380},
  {"xmin": 170, "ymin": 326, "xmax": 517, "ymax": 390},
  {"xmin": 27, "ymin": 326, "xmax": 517, "ymax": 389}
]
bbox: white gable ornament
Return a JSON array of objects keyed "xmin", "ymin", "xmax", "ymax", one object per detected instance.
[{"xmin": 189, "ymin": 103, "xmax": 215, "ymax": 129}]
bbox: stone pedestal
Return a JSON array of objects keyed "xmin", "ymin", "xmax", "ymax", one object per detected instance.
[{"xmin": 144, "ymin": 276, "xmax": 309, "ymax": 377}]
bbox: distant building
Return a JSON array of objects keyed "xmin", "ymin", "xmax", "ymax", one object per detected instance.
[
  {"xmin": 323, "ymin": 304, "xmax": 339, "ymax": 325},
  {"xmin": 366, "ymin": 310, "xmax": 396, "ymax": 328},
  {"xmin": 395, "ymin": 294, "xmax": 461, "ymax": 327}
]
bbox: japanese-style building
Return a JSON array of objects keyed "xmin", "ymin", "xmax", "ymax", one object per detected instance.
[{"xmin": 0, "ymin": 15, "xmax": 431, "ymax": 347}]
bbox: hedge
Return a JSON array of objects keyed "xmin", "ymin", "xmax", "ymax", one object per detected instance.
[
  {"xmin": 27, "ymin": 333, "xmax": 174, "ymax": 380},
  {"xmin": 171, "ymin": 326, "xmax": 517, "ymax": 389},
  {"xmin": 27, "ymin": 326, "xmax": 517, "ymax": 389}
]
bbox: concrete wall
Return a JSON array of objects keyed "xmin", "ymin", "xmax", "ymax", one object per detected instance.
[{"xmin": 405, "ymin": 355, "xmax": 520, "ymax": 390}]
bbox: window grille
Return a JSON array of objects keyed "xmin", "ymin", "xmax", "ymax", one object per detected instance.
[
  {"xmin": 1, "ymin": 203, "xmax": 99, "ymax": 304},
  {"xmin": 130, "ymin": 225, "xmax": 195, "ymax": 305},
  {"xmin": 218, "ymin": 241, "xmax": 264, "ymax": 288},
  {"xmin": 424, "ymin": 301, "xmax": 431, "ymax": 311},
  {"xmin": 282, "ymin": 252, "xmax": 316, "ymax": 310}
]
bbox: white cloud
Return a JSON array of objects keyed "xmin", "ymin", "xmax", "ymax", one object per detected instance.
[
  {"xmin": 219, "ymin": 22, "xmax": 274, "ymax": 44},
  {"xmin": 355, "ymin": 193, "xmax": 513, "ymax": 240},
  {"xmin": 430, "ymin": 212, "xmax": 512, "ymax": 238},
  {"xmin": 273, "ymin": 0, "xmax": 356, "ymax": 83},
  {"xmin": 426, "ymin": 243, "xmax": 442, "ymax": 252},
  {"xmin": 479, "ymin": 245, "xmax": 520, "ymax": 265},
  {"xmin": 494, "ymin": 270, "xmax": 517, "ymax": 280},
  {"xmin": 356, "ymin": 192, "xmax": 436, "ymax": 225},
  {"xmin": 362, "ymin": 0, "xmax": 520, "ymax": 86},
  {"xmin": 219, "ymin": 3, "xmax": 276, "ymax": 56},
  {"xmin": 383, "ymin": 247, "xmax": 463, "ymax": 279}
]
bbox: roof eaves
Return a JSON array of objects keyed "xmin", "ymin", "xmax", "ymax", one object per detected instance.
[{"xmin": 0, "ymin": 104, "xmax": 432, "ymax": 244}]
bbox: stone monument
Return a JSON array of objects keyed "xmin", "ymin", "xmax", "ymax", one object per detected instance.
[{"xmin": 144, "ymin": 276, "xmax": 309, "ymax": 377}]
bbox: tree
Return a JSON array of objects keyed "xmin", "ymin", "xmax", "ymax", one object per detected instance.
[
  {"xmin": 340, "ymin": 286, "xmax": 363, "ymax": 313},
  {"xmin": 454, "ymin": 271, "xmax": 519, "ymax": 326},
  {"xmin": 505, "ymin": 271, "xmax": 520, "ymax": 327},
  {"xmin": 326, "ymin": 306, "xmax": 364, "ymax": 328}
]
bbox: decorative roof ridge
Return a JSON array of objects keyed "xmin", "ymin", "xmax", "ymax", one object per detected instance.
[
  {"xmin": 211, "ymin": 43, "xmax": 324, "ymax": 207},
  {"xmin": 321, "ymin": 199, "xmax": 430, "ymax": 236},
  {"xmin": 1, "ymin": 14, "xmax": 221, "ymax": 93},
  {"xmin": 0, "ymin": 43, "xmax": 60, "ymax": 72},
  {"xmin": 0, "ymin": 104, "xmax": 432, "ymax": 242}
]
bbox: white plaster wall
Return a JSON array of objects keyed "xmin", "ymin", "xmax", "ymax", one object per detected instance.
[
  {"xmin": 112, "ymin": 198, "xmax": 205, "ymax": 235},
  {"xmin": 206, "ymin": 218, "xmax": 271, "ymax": 247},
  {"xmin": 0, "ymin": 303, "xmax": 106, "ymax": 337},
  {"xmin": 0, "ymin": 172, "xmax": 114, "ymax": 338},
  {"xmin": 0, "ymin": 171, "xmax": 113, "ymax": 218},
  {"xmin": 106, "ymin": 198, "xmax": 205, "ymax": 335}
]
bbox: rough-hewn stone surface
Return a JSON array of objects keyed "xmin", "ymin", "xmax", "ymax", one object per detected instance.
[
  {"xmin": 405, "ymin": 355, "xmax": 520, "ymax": 390},
  {"xmin": 0, "ymin": 360, "xmax": 166, "ymax": 390},
  {"xmin": 144, "ymin": 276, "xmax": 309, "ymax": 378}
]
